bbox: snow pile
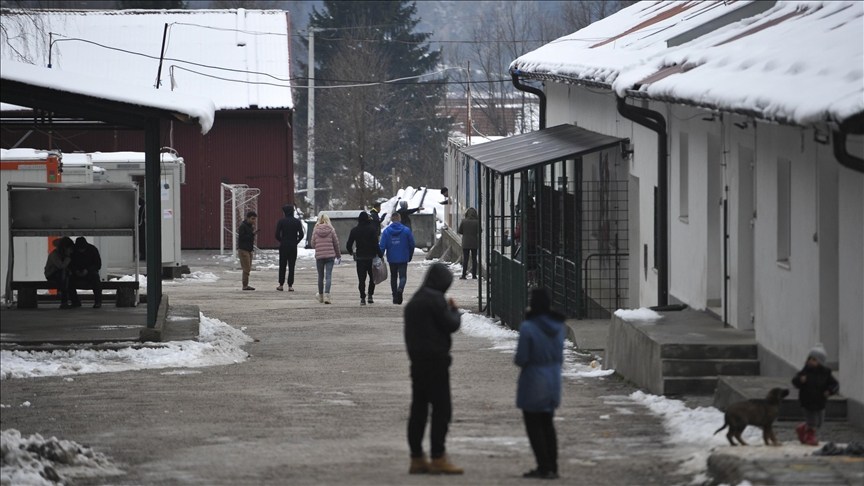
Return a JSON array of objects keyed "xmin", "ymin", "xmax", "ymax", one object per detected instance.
[
  {"xmin": 630, "ymin": 390, "xmax": 761, "ymax": 475},
  {"xmin": 379, "ymin": 186, "xmax": 448, "ymax": 231},
  {"xmin": 1, "ymin": 429, "xmax": 123, "ymax": 485},
  {"xmin": 0, "ymin": 314, "xmax": 252, "ymax": 380},
  {"xmin": 614, "ymin": 307, "xmax": 663, "ymax": 322},
  {"xmin": 459, "ymin": 312, "xmax": 613, "ymax": 379}
]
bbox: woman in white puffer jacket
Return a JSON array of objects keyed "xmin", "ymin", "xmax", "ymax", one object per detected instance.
[{"xmin": 310, "ymin": 213, "xmax": 341, "ymax": 303}]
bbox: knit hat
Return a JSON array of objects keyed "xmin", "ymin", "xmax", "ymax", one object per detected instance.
[{"xmin": 808, "ymin": 343, "xmax": 827, "ymax": 365}]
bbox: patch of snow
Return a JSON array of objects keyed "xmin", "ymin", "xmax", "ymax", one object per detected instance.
[
  {"xmin": 0, "ymin": 429, "xmax": 123, "ymax": 485},
  {"xmin": 0, "ymin": 314, "xmax": 252, "ymax": 380},
  {"xmin": 614, "ymin": 307, "xmax": 663, "ymax": 321}
]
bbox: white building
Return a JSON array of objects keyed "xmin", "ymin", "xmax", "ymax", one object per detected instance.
[{"xmin": 503, "ymin": 1, "xmax": 863, "ymax": 423}]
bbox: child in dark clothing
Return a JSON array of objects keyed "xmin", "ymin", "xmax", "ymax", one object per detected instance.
[{"xmin": 791, "ymin": 344, "xmax": 839, "ymax": 446}]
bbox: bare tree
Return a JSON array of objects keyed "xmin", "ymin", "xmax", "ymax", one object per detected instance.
[{"xmin": 0, "ymin": 4, "xmax": 50, "ymax": 65}]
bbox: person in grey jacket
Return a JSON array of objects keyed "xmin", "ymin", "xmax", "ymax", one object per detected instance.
[
  {"xmin": 457, "ymin": 207, "xmax": 480, "ymax": 279},
  {"xmin": 515, "ymin": 288, "xmax": 566, "ymax": 480}
]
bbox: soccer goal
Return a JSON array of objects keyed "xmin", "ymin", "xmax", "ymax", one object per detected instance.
[{"xmin": 220, "ymin": 183, "xmax": 260, "ymax": 255}]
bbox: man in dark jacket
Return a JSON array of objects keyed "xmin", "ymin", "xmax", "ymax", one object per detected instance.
[
  {"xmin": 457, "ymin": 207, "xmax": 480, "ymax": 279},
  {"xmin": 346, "ymin": 211, "xmax": 383, "ymax": 305},
  {"xmin": 237, "ymin": 211, "xmax": 257, "ymax": 290},
  {"xmin": 275, "ymin": 204, "xmax": 304, "ymax": 292},
  {"xmin": 403, "ymin": 263, "xmax": 463, "ymax": 475},
  {"xmin": 397, "ymin": 200, "xmax": 423, "ymax": 230},
  {"xmin": 70, "ymin": 236, "xmax": 102, "ymax": 308}
]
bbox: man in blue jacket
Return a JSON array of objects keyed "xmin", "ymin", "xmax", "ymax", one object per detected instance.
[{"xmin": 379, "ymin": 212, "xmax": 415, "ymax": 304}]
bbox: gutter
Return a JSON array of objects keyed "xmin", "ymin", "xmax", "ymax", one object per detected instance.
[
  {"xmin": 511, "ymin": 70, "xmax": 546, "ymax": 129},
  {"xmin": 833, "ymin": 112, "xmax": 864, "ymax": 174},
  {"xmin": 616, "ymin": 96, "xmax": 669, "ymax": 307}
]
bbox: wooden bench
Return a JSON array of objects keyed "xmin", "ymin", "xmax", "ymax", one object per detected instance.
[{"xmin": 11, "ymin": 280, "xmax": 140, "ymax": 308}]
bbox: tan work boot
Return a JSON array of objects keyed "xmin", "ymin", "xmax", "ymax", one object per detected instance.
[
  {"xmin": 428, "ymin": 455, "xmax": 463, "ymax": 475},
  {"xmin": 316, "ymin": 293, "xmax": 323, "ymax": 303},
  {"xmin": 324, "ymin": 293, "xmax": 331, "ymax": 304},
  {"xmin": 408, "ymin": 455, "xmax": 431, "ymax": 474}
]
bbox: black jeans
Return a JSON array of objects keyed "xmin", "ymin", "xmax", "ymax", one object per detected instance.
[
  {"xmin": 71, "ymin": 271, "xmax": 101, "ymax": 305},
  {"xmin": 523, "ymin": 411, "xmax": 557, "ymax": 474},
  {"xmin": 408, "ymin": 360, "xmax": 452, "ymax": 459},
  {"xmin": 278, "ymin": 245, "xmax": 298, "ymax": 286},
  {"xmin": 355, "ymin": 259, "xmax": 375, "ymax": 299},
  {"xmin": 462, "ymin": 248, "xmax": 477, "ymax": 278}
]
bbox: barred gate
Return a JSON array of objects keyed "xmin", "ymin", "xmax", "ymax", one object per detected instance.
[{"xmin": 220, "ymin": 183, "xmax": 260, "ymax": 255}]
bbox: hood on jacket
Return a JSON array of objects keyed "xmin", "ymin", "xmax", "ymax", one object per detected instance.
[
  {"xmin": 314, "ymin": 224, "xmax": 334, "ymax": 236},
  {"xmin": 283, "ymin": 204, "xmax": 294, "ymax": 216},
  {"xmin": 387, "ymin": 221, "xmax": 406, "ymax": 235},
  {"xmin": 525, "ymin": 288, "xmax": 565, "ymax": 325},
  {"xmin": 465, "ymin": 207, "xmax": 478, "ymax": 219},
  {"xmin": 358, "ymin": 211, "xmax": 370, "ymax": 223},
  {"xmin": 422, "ymin": 262, "xmax": 453, "ymax": 293}
]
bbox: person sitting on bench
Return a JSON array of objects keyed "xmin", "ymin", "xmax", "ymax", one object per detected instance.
[
  {"xmin": 71, "ymin": 236, "xmax": 103, "ymax": 308},
  {"xmin": 44, "ymin": 237, "xmax": 74, "ymax": 309}
]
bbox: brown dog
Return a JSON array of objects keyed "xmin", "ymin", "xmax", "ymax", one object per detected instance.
[{"xmin": 714, "ymin": 387, "xmax": 789, "ymax": 446}]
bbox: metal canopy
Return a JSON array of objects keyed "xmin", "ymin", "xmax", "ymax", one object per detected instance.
[{"xmin": 460, "ymin": 124, "xmax": 624, "ymax": 174}]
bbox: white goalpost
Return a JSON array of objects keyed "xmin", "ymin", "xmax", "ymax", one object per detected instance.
[{"xmin": 220, "ymin": 183, "xmax": 261, "ymax": 255}]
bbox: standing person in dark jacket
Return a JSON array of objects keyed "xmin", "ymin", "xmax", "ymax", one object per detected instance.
[
  {"xmin": 457, "ymin": 207, "xmax": 480, "ymax": 280},
  {"xmin": 346, "ymin": 211, "xmax": 383, "ymax": 305},
  {"xmin": 275, "ymin": 204, "xmax": 304, "ymax": 292},
  {"xmin": 379, "ymin": 212, "xmax": 415, "ymax": 304},
  {"xmin": 404, "ymin": 262, "xmax": 463, "ymax": 475},
  {"xmin": 237, "ymin": 211, "xmax": 258, "ymax": 291},
  {"xmin": 397, "ymin": 200, "xmax": 423, "ymax": 230},
  {"xmin": 370, "ymin": 208, "xmax": 385, "ymax": 236},
  {"xmin": 792, "ymin": 344, "xmax": 839, "ymax": 446},
  {"xmin": 71, "ymin": 236, "xmax": 103, "ymax": 308},
  {"xmin": 515, "ymin": 288, "xmax": 566, "ymax": 480}
]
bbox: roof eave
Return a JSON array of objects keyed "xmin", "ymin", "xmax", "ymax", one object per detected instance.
[{"xmin": 514, "ymin": 70, "xmax": 852, "ymax": 129}]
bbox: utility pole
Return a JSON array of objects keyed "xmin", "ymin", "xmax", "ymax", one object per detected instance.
[
  {"xmin": 307, "ymin": 28, "xmax": 316, "ymax": 215},
  {"xmin": 466, "ymin": 61, "xmax": 472, "ymax": 146}
]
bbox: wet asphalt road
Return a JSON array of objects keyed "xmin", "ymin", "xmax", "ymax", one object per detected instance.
[{"xmin": 0, "ymin": 250, "xmax": 690, "ymax": 485}]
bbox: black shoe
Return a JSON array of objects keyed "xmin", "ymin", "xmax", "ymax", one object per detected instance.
[
  {"xmin": 472, "ymin": 275, "xmax": 478, "ymax": 279},
  {"xmin": 243, "ymin": 286, "xmax": 256, "ymax": 291},
  {"xmin": 396, "ymin": 291, "xmax": 403, "ymax": 305},
  {"xmin": 93, "ymin": 303, "xmax": 102, "ymax": 309},
  {"xmin": 71, "ymin": 302, "xmax": 82, "ymax": 308},
  {"xmin": 360, "ymin": 298, "xmax": 366, "ymax": 306},
  {"xmin": 523, "ymin": 469, "xmax": 558, "ymax": 480},
  {"xmin": 367, "ymin": 295, "xmax": 374, "ymax": 304},
  {"xmin": 393, "ymin": 294, "xmax": 399, "ymax": 304},
  {"xmin": 459, "ymin": 275, "xmax": 467, "ymax": 280}
]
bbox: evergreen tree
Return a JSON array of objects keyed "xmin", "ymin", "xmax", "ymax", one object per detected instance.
[{"xmin": 297, "ymin": 0, "xmax": 451, "ymax": 209}]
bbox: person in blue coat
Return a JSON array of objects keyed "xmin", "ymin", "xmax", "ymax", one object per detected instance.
[
  {"xmin": 514, "ymin": 288, "xmax": 566, "ymax": 480},
  {"xmin": 379, "ymin": 212, "xmax": 415, "ymax": 304}
]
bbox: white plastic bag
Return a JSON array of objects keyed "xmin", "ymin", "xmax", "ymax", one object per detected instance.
[{"xmin": 372, "ymin": 256, "xmax": 388, "ymax": 284}]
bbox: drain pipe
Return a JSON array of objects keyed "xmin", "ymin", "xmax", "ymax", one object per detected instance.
[
  {"xmin": 511, "ymin": 70, "xmax": 546, "ymax": 130},
  {"xmin": 833, "ymin": 112, "xmax": 864, "ymax": 174},
  {"xmin": 617, "ymin": 96, "xmax": 669, "ymax": 306}
]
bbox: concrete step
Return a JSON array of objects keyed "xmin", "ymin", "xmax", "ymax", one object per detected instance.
[
  {"xmin": 662, "ymin": 358, "xmax": 760, "ymax": 377},
  {"xmin": 661, "ymin": 343, "xmax": 757, "ymax": 360},
  {"xmin": 663, "ymin": 376, "xmax": 720, "ymax": 395},
  {"xmin": 714, "ymin": 375, "xmax": 847, "ymax": 421}
]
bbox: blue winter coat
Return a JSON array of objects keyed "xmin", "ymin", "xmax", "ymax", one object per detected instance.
[
  {"xmin": 514, "ymin": 314, "xmax": 566, "ymax": 412},
  {"xmin": 379, "ymin": 221, "xmax": 415, "ymax": 264}
]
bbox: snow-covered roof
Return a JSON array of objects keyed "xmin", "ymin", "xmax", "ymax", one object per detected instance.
[
  {"xmin": 0, "ymin": 148, "xmax": 59, "ymax": 161},
  {"xmin": 0, "ymin": 9, "xmax": 292, "ymax": 111},
  {"xmin": 511, "ymin": 1, "xmax": 864, "ymax": 126},
  {"xmin": 89, "ymin": 151, "xmax": 182, "ymax": 164},
  {"xmin": 1, "ymin": 60, "xmax": 215, "ymax": 133}
]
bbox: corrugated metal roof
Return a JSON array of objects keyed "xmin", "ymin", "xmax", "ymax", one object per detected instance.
[{"xmin": 459, "ymin": 124, "xmax": 623, "ymax": 175}]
